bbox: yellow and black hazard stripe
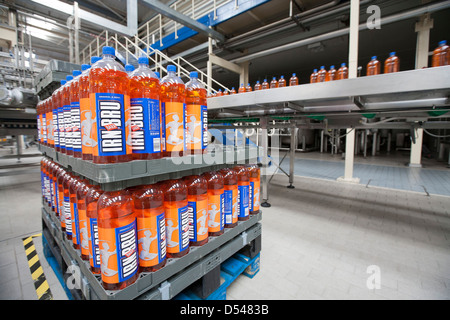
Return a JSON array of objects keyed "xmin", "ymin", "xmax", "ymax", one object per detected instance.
[{"xmin": 22, "ymin": 233, "xmax": 53, "ymax": 300}]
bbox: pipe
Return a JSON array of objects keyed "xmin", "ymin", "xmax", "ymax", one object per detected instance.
[{"xmin": 232, "ymin": 0, "xmax": 450, "ymax": 64}]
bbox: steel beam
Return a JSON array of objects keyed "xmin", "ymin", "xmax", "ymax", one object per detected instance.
[{"xmin": 141, "ymin": 0, "xmax": 225, "ymax": 42}]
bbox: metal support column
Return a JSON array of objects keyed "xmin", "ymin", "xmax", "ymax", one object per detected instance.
[
  {"xmin": 409, "ymin": 127, "xmax": 424, "ymax": 167},
  {"xmin": 415, "ymin": 13, "xmax": 433, "ymax": 69},
  {"xmin": 260, "ymin": 117, "xmax": 271, "ymax": 207},
  {"xmin": 287, "ymin": 126, "xmax": 297, "ymax": 189}
]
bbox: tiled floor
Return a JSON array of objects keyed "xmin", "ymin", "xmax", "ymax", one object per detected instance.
[{"xmin": 0, "ymin": 150, "xmax": 449, "ymax": 300}]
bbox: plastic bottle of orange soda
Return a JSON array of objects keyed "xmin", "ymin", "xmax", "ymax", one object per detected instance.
[
  {"xmin": 310, "ymin": 69, "xmax": 318, "ymax": 83},
  {"xmin": 247, "ymin": 164, "xmax": 260, "ymax": 214},
  {"xmin": 51, "ymin": 93, "xmax": 60, "ymax": 151},
  {"xmin": 230, "ymin": 87, "xmax": 237, "ymax": 94},
  {"xmin": 367, "ymin": 56, "xmax": 381, "ymax": 76},
  {"xmin": 70, "ymin": 70, "xmax": 83, "ymax": 158},
  {"xmin": 245, "ymin": 83, "xmax": 253, "ymax": 92},
  {"xmin": 317, "ymin": 66, "xmax": 327, "ymax": 82},
  {"xmin": 185, "ymin": 71, "xmax": 208, "ymax": 155},
  {"xmin": 326, "ymin": 65, "xmax": 336, "ymax": 81},
  {"xmin": 219, "ymin": 168, "xmax": 238, "ymax": 228},
  {"xmin": 63, "ymin": 75, "xmax": 74, "ymax": 155},
  {"xmin": 384, "ymin": 52, "xmax": 400, "ymax": 74},
  {"xmin": 261, "ymin": 79, "xmax": 269, "ymax": 89},
  {"xmin": 233, "ymin": 165, "xmax": 250, "ymax": 221},
  {"xmin": 289, "ymin": 73, "xmax": 299, "ymax": 86},
  {"xmin": 85, "ymin": 184, "xmax": 104, "ymax": 274},
  {"xmin": 132, "ymin": 183, "xmax": 167, "ymax": 272},
  {"xmin": 56, "ymin": 168, "xmax": 67, "ymax": 232},
  {"xmin": 80, "ymin": 57, "xmax": 100, "ymax": 161},
  {"xmin": 46, "ymin": 97, "xmax": 55, "ymax": 149},
  {"xmin": 184, "ymin": 175, "xmax": 209, "ymax": 246},
  {"xmin": 254, "ymin": 81, "xmax": 262, "ymax": 91},
  {"xmin": 62, "ymin": 171, "xmax": 75, "ymax": 239},
  {"xmin": 129, "ymin": 57, "xmax": 162, "ymax": 160},
  {"xmin": 89, "ymin": 46, "xmax": 133, "ymax": 164},
  {"xmin": 337, "ymin": 63, "xmax": 348, "ymax": 80},
  {"xmin": 160, "ymin": 179, "xmax": 190, "ymax": 257},
  {"xmin": 238, "ymin": 83, "xmax": 246, "ymax": 93},
  {"xmin": 75, "ymin": 178, "xmax": 92, "ymax": 260},
  {"xmin": 160, "ymin": 65, "xmax": 186, "ymax": 158},
  {"xmin": 69, "ymin": 174, "xmax": 84, "ymax": 250},
  {"xmin": 270, "ymin": 77, "xmax": 278, "ymax": 88},
  {"xmin": 432, "ymin": 40, "xmax": 450, "ymax": 67},
  {"xmin": 97, "ymin": 189, "xmax": 138, "ymax": 290},
  {"xmin": 201, "ymin": 171, "xmax": 225, "ymax": 236},
  {"xmin": 278, "ymin": 76, "xmax": 286, "ymax": 87},
  {"xmin": 56, "ymin": 80, "xmax": 66, "ymax": 153}
]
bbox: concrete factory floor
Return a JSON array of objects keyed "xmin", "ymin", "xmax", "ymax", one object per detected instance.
[{"xmin": 0, "ymin": 148, "xmax": 449, "ymax": 300}]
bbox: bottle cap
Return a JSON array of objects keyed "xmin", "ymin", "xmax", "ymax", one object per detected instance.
[
  {"xmin": 272, "ymin": 77, "xmax": 276, "ymax": 80},
  {"xmin": 72, "ymin": 70, "xmax": 82, "ymax": 77},
  {"xmin": 390, "ymin": 52, "xmax": 396, "ymax": 57},
  {"xmin": 91, "ymin": 56, "xmax": 101, "ymax": 64},
  {"xmin": 231, "ymin": 87, "xmax": 235, "ymax": 90},
  {"xmin": 81, "ymin": 64, "xmax": 90, "ymax": 71},
  {"xmin": 102, "ymin": 46, "xmax": 115, "ymax": 56},
  {"xmin": 292, "ymin": 73, "xmax": 296, "ymax": 76},
  {"xmin": 313, "ymin": 69, "xmax": 318, "ymax": 72},
  {"xmin": 60, "ymin": 80, "xmax": 66, "ymax": 85},
  {"xmin": 190, "ymin": 71, "xmax": 198, "ymax": 78},
  {"xmin": 256, "ymin": 80, "xmax": 260, "ymax": 84},
  {"xmin": 280, "ymin": 75, "xmax": 284, "ymax": 79},
  {"xmin": 341, "ymin": 63, "xmax": 346, "ymax": 67},
  {"xmin": 371, "ymin": 56, "xmax": 377, "ymax": 60},
  {"xmin": 330, "ymin": 65, "xmax": 335, "ymax": 69},
  {"xmin": 138, "ymin": 56, "xmax": 149, "ymax": 65},
  {"xmin": 439, "ymin": 40, "xmax": 447, "ymax": 46},
  {"xmin": 167, "ymin": 64, "xmax": 176, "ymax": 72},
  {"xmin": 247, "ymin": 83, "xmax": 250, "ymax": 86},
  {"xmin": 66, "ymin": 75, "xmax": 73, "ymax": 81},
  {"xmin": 125, "ymin": 64, "xmax": 135, "ymax": 72},
  {"xmin": 320, "ymin": 66, "xmax": 325, "ymax": 69},
  {"xmin": 263, "ymin": 79, "xmax": 267, "ymax": 82}
]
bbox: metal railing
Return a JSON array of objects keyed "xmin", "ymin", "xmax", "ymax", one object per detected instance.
[{"xmin": 80, "ymin": 31, "xmax": 229, "ymax": 94}]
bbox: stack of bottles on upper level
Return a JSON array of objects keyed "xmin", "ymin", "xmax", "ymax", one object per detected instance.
[{"xmin": 36, "ymin": 46, "xmax": 209, "ymax": 164}]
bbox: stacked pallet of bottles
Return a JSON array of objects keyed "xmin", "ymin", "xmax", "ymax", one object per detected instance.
[{"xmin": 37, "ymin": 46, "xmax": 262, "ymax": 299}]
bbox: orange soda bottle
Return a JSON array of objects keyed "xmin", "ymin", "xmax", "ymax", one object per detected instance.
[
  {"xmin": 337, "ymin": 63, "xmax": 348, "ymax": 80},
  {"xmin": 261, "ymin": 79, "xmax": 269, "ymax": 89},
  {"xmin": 185, "ymin": 71, "xmax": 208, "ymax": 155},
  {"xmin": 216, "ymin": 89, "xmax": 223, "ymax": 96},
  {"xmin": 160, "ymin": 65, "xmax": 186, "ymax": 158},
  {"xmin": 254, "ymin": 81, "xmax": 262, "ymax": 91},
  {"xmin": 97, "ymin": 189, "xmax": 138, "ymax": 290},
  {"xmin": 80, "ymin": 57, "xmax": 100, "ymax": 160},
  {"xmin": 46, "ymin": 97, "xmax": 54, "ymax": 149},
  {"xmin": 75, "ymin": 178, "xmax": 92, "ymax": 260},
  {"xmin": 64, "ymin": 75, "xmax": 73, "ymax": 155},
  {"xmin": 62, "ymin": 171, "xmax": 75, "ymax": 239},
  {"xmin": 56, "ymin": 168, "xmax": 67, "ymax": 232},
  {"xmin": 238, "ymin": 83, "xmax": 246, "ymax": 93},
  {"xmin": 89, "ymin": 46, "xmax": 133, "ymax": 164},
  {"xmin": 51, "ymin": 93, "xmax": 60, "ymax": 151},
  {"xmin": 69, "ymin": 174, "xmax": 84, "ymax": 250},
  {"xmin": 317, "ymin": 66, "xmax": 327, "ymax": 82},
  {"xmin": 184, "ymin": 175, "xmax": 209, "ymax": 246},
  {"xmin": 233, "ymin": 165, "xmax": 250, "ymax": 221},
  {"xmin": 70, "ymin": 70, "xmax": 83, "ymax": 158},
  {"xmin": 56, "ymin": 80, "xmax": 66, "ymax": 153},
  {"xmin": 132, "ymin": 184, "xmax": 167, "ymax": 272},
  {"xmin": 270, "ymin": 77, "xmax": 278, "ymax": 88},
  {"xmin": 278, "ymin": 76, "xmax": 286, "ymax": 87},
  {"xmin": 367, "ymin": 56, "xmax": 381, "ymax": 76},
  {"xmin": 325, "ymin": 65, "xmax": 336, "ymax": 81},
  {"xmin": 310, "ymin": 69, "xmax": 318, "ymax": 83},
  {"xmin": 219, "ymin": 168, "xmax": 238, "ymax": 228},
  {"xmin": 129, "ymin": 57, "xmax": 162, "ymax": 160},
  {"xmin": 289, "ymin": 73, "xmax": 298, "ymax": 86},
  {"xmin": 230, "ymin": 87, "xmax": 237, "ymax": 94},
  {"xmin": 432, "ymin": 40, "xmax": 450, "ymax": 67},
  {"xmin": 245, "ymin": 83, "xmax": 252, "ymax": 92},
  {"xmin": 384, "ymin": 52, "xmax": 400, "ymax": 74},
  {"xmin": 85, "ymin": 184, "xmax": 104, "ymax": 274},
  {"xmin": 202, "ymin": 171, "xmax": 225, "ymax": 236},
  {"xmin": 247, "ymin": 164, "xmax": 260, "ymax": 214},
  {"xmin": 160, "ymin": 179, "xmax": 190, "ymax": 257}
]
